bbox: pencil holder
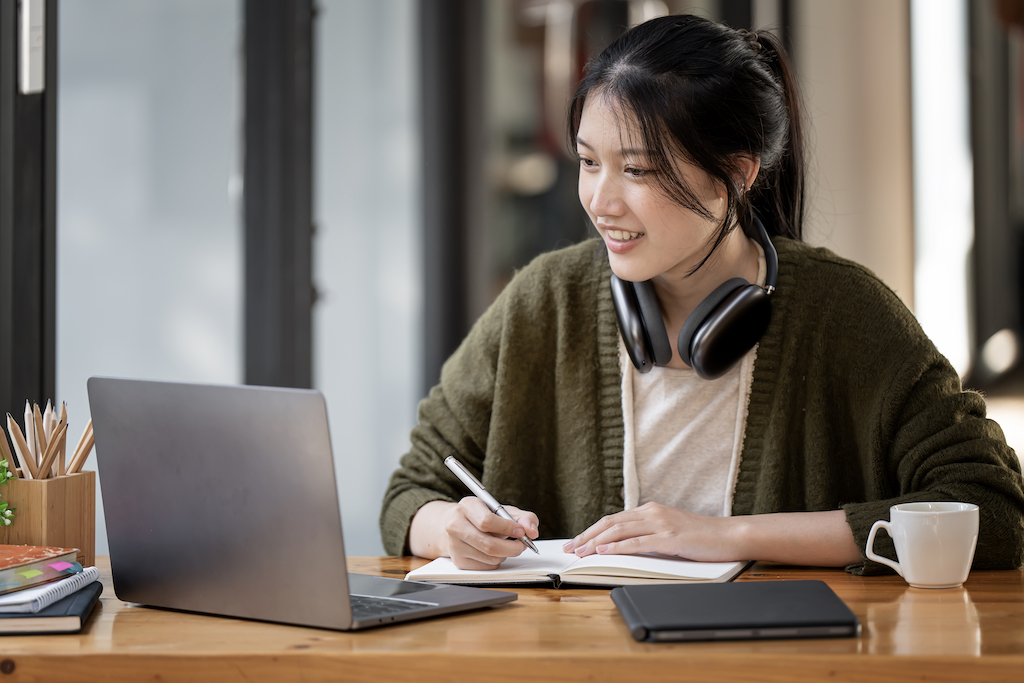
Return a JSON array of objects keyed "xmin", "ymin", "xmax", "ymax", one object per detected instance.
[{"xmin": 0, "ymin": 471, "xmax": 95, "ymax": 567}]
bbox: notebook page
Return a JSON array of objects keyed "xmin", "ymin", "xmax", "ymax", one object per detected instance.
[
  {"xmin": 560, "ymin": 553, "xmax": 743, "ymax": 581},
  {"xmin": 406, "ymin": 539, "xmax": 579, "ymax": 582}
]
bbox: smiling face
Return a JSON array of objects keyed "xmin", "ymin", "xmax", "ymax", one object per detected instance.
[{"xmin": 576, "ymin": 92, "xmax": 728, "ymax": 284}]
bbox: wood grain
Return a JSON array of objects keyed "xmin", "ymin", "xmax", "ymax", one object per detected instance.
[
  {"xmin": 0, "ymin": 557, "xmax": 1019, "ymax": 682},
  {"xmin": 0, "ymin": 471, "xmax": 95, "ymax": 566}
]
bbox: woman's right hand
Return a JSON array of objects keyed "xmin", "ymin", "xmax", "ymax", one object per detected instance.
[{"xmin": 409, "ymin": 498, "xmax": 540, "ymax": 570}]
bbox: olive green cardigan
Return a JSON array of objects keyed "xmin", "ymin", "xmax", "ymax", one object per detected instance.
[{"xmin": 381, "ymin": 239, "xmax": 1024, "ymax": 574}]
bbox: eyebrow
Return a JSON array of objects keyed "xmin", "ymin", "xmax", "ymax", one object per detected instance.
[{"xmin": 576, "ymin": 136, "xmax": 648, "ymax": 157}]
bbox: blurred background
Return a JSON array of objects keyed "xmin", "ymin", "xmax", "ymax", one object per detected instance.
[{"xmin": 1, "ymin": 0, "xmax": 1022, "ymax": 556}]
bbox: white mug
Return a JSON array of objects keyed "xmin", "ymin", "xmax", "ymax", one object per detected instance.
[{"xmin": 865, "ymin": 502, "xmax": 979, "ymax": 589}]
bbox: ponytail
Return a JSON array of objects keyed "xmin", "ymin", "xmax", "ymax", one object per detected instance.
[{"xmin": 744, "ymin": 30, "xmax": 805, "ymax": 242}]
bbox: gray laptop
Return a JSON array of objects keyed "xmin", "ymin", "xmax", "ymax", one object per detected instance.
[{"xmin": 88, "ymin": 377, "xmax": 516, "ymax": 630}]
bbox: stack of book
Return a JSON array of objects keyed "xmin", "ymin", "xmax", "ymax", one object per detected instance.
[{"xmin": 0, "ymin": 544, "xmax": 102, "ymax": 634}]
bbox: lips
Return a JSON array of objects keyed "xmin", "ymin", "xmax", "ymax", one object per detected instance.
[
  {"xmin": 599, "ymin": 224, "xmax": 645, "ymax": 255},
  {"xmin": 606, "ymin": 229, "xmax": 643, "ymax": 241}
]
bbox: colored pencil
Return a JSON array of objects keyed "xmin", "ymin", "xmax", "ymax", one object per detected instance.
[
  {"xmin": 6, "ymin": 414, "xmax": 37, "ymax": 479},
  {"xmin": 0, "ymin": 423, "xmax": 16, "ymax": 478},
  {"xmin": 58, "ymin": 402, "xmax": 68, "ymax": 476},
  {"xmin": 36, "ymin": 421, "xmax": 66, "ymax": 480}
]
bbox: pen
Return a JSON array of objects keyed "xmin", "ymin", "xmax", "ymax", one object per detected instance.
[{"xmin": 444, "ymin": 455, "xmax": 539, "ymax": 554}]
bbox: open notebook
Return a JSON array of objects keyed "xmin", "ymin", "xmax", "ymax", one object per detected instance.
[{"xmin": 406, "ymin": 539, "xmax": 749, "ymax": 588}]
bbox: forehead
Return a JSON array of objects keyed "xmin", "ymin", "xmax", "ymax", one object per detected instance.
[{"xmin": 577, "ymin": 92, "xmax": 646, "ymax": 154}]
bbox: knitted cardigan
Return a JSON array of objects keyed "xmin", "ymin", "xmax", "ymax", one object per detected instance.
[{"xmin": 380, "ymin": 238, "xmax": 1024, "ymax": 574}]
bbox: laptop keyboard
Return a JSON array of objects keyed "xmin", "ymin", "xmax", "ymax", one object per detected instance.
[{"xmin": 349, "ymin": 594, "xmax": 433, "ymax": 620}]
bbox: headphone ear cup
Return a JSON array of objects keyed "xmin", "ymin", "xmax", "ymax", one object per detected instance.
[
  {"xmin": 631, "ymin": 281, "xmax": 673, "ymax": 366},
  {"xmin": 680, "ymin": 280, "xmax": 772, "ymax": 380},
  {"xmin": 610, "ymin": 275, "xmax": 656, "ymax": 372},
  {"xmin": 677, "ymin": 278, "xmax": 749, "ymax": 369}
]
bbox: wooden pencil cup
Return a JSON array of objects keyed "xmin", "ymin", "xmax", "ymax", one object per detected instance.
[{"xmin": 0, "ymin": 471, "xmax": 95, "ymax": 567}]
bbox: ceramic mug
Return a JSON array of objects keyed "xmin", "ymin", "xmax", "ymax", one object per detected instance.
[{"xmin": 865, "ymin": 502, "xmax": 979, "ymax": 589}]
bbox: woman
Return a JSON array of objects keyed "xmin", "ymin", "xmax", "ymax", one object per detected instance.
[{"xmin": 380, "ymin": 15, "xmax": 1024, "ymax": 573}]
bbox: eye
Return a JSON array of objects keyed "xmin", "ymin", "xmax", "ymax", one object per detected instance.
[
  {"xmin": 577, "ymin": 155, "xmax": 597, "ymax": 168},
  {"xmin": 624, "ymin": 166, "xmax": 651, "ymax": 178}
]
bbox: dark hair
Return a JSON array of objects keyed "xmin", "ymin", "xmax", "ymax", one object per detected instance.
[{"xmin": 567, "ymin": 14, "xmax": 805, "ymax": 270}]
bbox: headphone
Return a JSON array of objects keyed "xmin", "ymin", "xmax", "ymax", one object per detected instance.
[{"xmin": 610, "ymin": 214, "xmax": 779, "ymax": 380}]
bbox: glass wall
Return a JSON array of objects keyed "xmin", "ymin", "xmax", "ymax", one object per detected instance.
[
  {"xmin": 314, "ymin": 0, "xmax": 421, "ymax": 555},
  {"xmin": 910, "ymin": 0, "xmax": 973, "ymax": 376},
  {"xmin": 57, "ymin": 0, "xmax": 244, "ymax": 555}
]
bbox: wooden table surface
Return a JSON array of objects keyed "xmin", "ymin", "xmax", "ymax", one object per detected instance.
[{"xmin": 1, "ymin": 556, "xmax": 1022, "ymax": 682}]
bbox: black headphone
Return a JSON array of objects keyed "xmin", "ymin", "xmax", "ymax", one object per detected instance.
[{"xmin": 610, "ymin": 214, "xmax": 779, "ymax": 380}]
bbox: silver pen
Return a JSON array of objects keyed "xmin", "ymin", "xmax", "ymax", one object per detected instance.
[{"xmin": 444, "ymin": 455, "xmax": 539, "ymax": 554}]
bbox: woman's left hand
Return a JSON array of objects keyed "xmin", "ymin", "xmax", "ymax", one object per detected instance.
[
  {"xmin": 563, "ymin": 504, "xmax": 864, "ymax": 567},
  {"xmin": 562, "ymin": 502, "xmax": 738, "ymax": 562}
]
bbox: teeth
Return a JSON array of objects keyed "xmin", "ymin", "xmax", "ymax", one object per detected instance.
[{"xmin": 608, "ymin": 229, "xmax": 642, "ymax": 241}]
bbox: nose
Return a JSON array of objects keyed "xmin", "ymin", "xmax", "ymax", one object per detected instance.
[{"xmin": 586, "ymin": 171, "xmax": 624, "ymax": 218}]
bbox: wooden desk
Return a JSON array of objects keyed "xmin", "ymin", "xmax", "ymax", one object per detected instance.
[{"xmin": 2, "ymin": 556, "xmax": 1022, "ymax": 682}]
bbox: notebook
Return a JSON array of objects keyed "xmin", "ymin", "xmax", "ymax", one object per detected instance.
[
  {"xmin": 0, "ymin": 581, "xmax": 103, "ymax": 634},
  {"xmin": 0, "ymin": 545, "xmax": 81, "ymax": 595},
  {"xmin": 408, "ymin": 539, "xmax": 748, "ymax": 587},
  {"xmin": 88, "ymin": 377, "xmax": 516, "ymax": 631},
  {"xmin": 0, "ymin": 567, "xmax": 100, "ymax": 613},
  {"xmin": 611, "ymin": 580, "xmax": 861, "ymax": 642}
]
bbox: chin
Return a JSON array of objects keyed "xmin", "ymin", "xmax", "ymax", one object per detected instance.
[{"xmin": 607, "ymin": 255, "xmax": 655, "ymax": 283}]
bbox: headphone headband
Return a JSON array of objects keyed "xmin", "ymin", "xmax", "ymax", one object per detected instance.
[{"xmin": 751, "ymin": 214, "xmax": 778, "ymax": 294}]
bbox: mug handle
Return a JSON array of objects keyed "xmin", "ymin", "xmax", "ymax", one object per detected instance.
[{"xmin": 865, "ymin": 520, "xmax": 903, "ymax": 576}]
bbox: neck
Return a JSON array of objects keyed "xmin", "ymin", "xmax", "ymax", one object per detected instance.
[{"xmin": 652, "ymin": 226, "xmax": 761, "ymax": 335}]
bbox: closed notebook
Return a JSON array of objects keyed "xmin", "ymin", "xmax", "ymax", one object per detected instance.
[
  {"xmin": 406, "ymin": 539, "xmax": 748, "ymax": 587},
  {"xmin": 0, "ymin": 545, "xmax": 81, "ymax": 595},
  {"xmin": 0, "ymin": 581, "xmax": 103, "ymax": 635},
  {"xmin": 611, "ymin": 580, "xmax": 861, "ymax": 642}
]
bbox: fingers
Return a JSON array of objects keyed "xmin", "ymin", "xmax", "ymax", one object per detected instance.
[
  {"xmin": 584, "ymin": 532, "xmax": 659, "ymax": 558},
  {"xmin": 562, "ymin": 503, "xmax": 699, "ymax": 558},
  {"xmin": 568, "ymin": 518, "xmax": 653, "ymax": 557},
  {"xmin": 504, "ymin": 505, "xmax": 540, "ymax": 539},
  {"xmin": 445, "ymin": 497, "xmax": 535, "ymax": 570},
  {"xmin": 461, "ymin": 498, "xmax": 528, "ymax": 538},
  {"xmin": 563, "ymin": 507, "xmax": 649, "ymax": 554}
]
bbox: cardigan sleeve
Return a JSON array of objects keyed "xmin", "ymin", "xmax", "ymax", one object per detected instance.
[
  {"xmin": 842, "ymin": 351, "xmax": 1024, "ymax": 574},
  {"xmin": 829, "ymin": 277, "xmax": 1024, "ymax": 574},
  {"xmin": 378, "ymin": 286, "xmax": 508, "ymax": 556},
  {"xmin": 379, "ymin": 240, "xmax": 613, "ymax": 556},
  {"xmin": 767, "ymin": 246, "xmax": 1024, "ymax": 575}
]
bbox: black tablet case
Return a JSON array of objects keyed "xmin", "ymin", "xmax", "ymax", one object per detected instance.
[{"xmin": 611, "ymin": 579, "xmax": 860, "ymax": 642}]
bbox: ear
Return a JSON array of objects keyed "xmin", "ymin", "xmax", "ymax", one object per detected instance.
[{"xmin": 734, "ymin": 155, "xmax": 761, "ymax": 192}]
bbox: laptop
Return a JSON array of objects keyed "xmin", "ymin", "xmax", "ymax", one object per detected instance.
[
  {"xmin": 87, "ymin": 377, "xmax": 516, "ymax": 630},
  {"xmin": 611, "ymin": 580, "xmax": 860, "ymax": 642}
]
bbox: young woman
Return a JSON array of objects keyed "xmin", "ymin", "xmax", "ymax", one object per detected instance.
[{"xmin": 380, "ymin": 15, "xmax": 1024, "ymax": 573}]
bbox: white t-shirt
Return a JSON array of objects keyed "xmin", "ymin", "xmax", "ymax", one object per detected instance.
[{"xmin": 621, "ymin": 245, "xmax": 766, "ymax": 517}]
